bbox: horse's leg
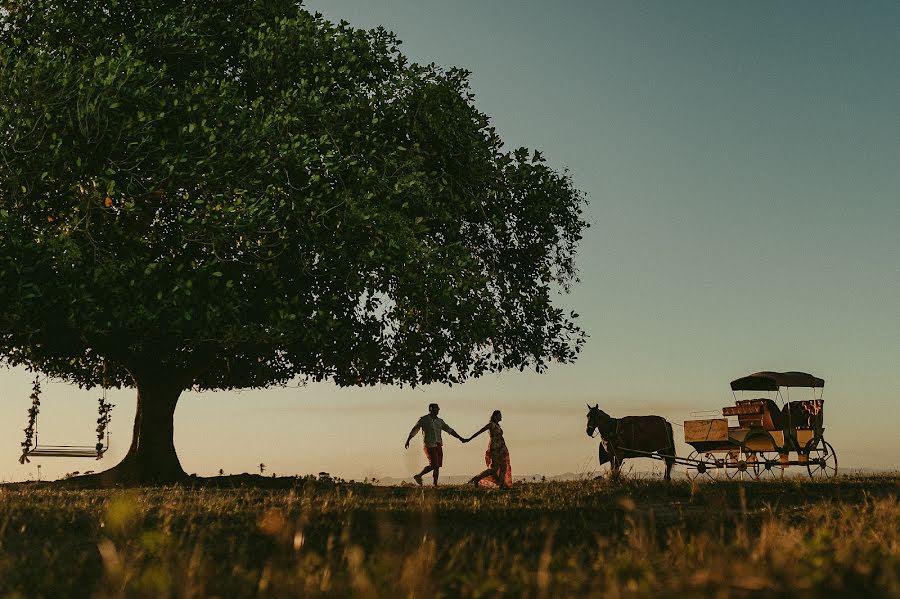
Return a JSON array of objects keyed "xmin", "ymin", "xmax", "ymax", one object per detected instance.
[
  {"xmin": 610, "ymin": 449, "xmax": 623, "ymax": 480},
  {"xmin": 664, "ymin": 449, "xmax": 675, "ymax": 481},
  {"xmin": 662, "ymin": 421, "xmax": 676, "ymax": 481}
]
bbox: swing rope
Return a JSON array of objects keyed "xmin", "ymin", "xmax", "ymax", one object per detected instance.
[
  {"xmin": 18, "ymin": 377, "xmax": 42, "ymax": 464},
  {"xmin": 95, "ymin": 360, "xmax": 114, "ymax": 457}
]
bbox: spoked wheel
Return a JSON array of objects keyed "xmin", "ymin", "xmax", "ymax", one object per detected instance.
[
  {"xmin": 806, "ymin": 440, "xmax": 838, "ymax": 478},
  {"xmin": 685, "ymin": 450, "xmax": 716, "ymax": 481},
  {"xmin": 751, "ymin": 452, "xmax": 779, "ymax": 480},
  {"xmin": 725, "ymin": 450, "xmax": 750, "ymax": 480}
]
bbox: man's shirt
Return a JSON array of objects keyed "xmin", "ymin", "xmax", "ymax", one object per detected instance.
[{"xmin": 416, "ymin": 415, "xmax": 454, "ymax": 447}]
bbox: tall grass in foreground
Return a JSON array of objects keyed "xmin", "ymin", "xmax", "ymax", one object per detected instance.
[{"xmin": 0, "ymin": 476, "xmax": 897, "ymax": 598}]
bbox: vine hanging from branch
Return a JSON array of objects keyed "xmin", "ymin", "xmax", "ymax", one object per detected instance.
[
  {"xmin": 95, "ymin": 396, "xmax": 114, "ymax": 458},
  {"xmin": 95, "ymin": 360, "xmax": 114, "ymax": 458},
  {"xmin": 19, "ymin": 377, "xmax": 41, "ymax": 464}
]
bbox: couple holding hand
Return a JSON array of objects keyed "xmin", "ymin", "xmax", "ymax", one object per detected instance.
[{"xmin": 404, "ymin": 403, "xmax": 512, "ymax": 489}]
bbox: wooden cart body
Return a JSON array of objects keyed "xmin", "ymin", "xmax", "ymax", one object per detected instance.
[{"xmin": 682, "ymin": 372, "xmax": 836, "ymax": 479}]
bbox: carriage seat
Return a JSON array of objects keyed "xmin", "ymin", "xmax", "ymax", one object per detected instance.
[
  {"xmin": 722, "ymin": 398, "xmax": 784, "ymax": 430},
  {"xmin": 782, "ymin": 400, "xmax": 824, "ymax": 430}
]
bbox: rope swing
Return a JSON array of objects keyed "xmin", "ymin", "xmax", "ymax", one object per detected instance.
[{"xmin": 19, "ymin": 361, "xmax": 114, "ymax": 463}]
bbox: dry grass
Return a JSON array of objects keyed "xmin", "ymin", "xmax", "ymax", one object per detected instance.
[{"xmin": 0, "ymin": 475, "xmax": 897, "ymax": 598}]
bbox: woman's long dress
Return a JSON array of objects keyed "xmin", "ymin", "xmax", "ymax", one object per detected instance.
[{"xmin": 478, "ymin": 421, "xmax": 512, "ymax": 489}]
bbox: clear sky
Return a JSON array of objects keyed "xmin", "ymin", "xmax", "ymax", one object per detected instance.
[{"xmin": 2, "ymin": 1, "xmax": 897, "ymax": 482}]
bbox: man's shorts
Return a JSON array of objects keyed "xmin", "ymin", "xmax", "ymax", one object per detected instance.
[{"xmin": 424, "ymin": 445, "xmax": 443, "ymax": 468}]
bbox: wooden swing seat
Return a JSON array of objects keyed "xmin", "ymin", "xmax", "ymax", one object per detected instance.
[
  {"xmin": 23, "ymin": 431, "xmax": 110, "ymax": 460},
  {"xmin": 26, "ymin": 445, "xmax": 104, "ymax": 458}
]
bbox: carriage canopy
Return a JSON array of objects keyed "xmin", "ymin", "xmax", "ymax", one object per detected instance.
[{"xmin": 730, "ymin": 371, "xmax": 824, "ymax": 391}]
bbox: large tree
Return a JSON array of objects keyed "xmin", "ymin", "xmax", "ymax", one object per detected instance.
[{"xmin": 0, "ymin": 0, "xmax": 587, "ymax": 483}]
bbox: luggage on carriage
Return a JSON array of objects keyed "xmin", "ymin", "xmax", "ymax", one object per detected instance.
[{"xmin": 683, "ymin": 371, "xmax": 836, "ymax": 480}]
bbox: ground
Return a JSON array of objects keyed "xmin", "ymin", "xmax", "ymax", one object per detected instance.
[{"xmin": 0, "ymin": 474, "xmax": 897, "ymax": 597}]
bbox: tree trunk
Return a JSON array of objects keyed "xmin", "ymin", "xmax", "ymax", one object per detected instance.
[
  {"xmin": 74, "ymin": 374, "xmax": 188, "ymax": 486},
  {"xmin": 118, "ymin": 377, "xmax": 187, "ymax": 482}
]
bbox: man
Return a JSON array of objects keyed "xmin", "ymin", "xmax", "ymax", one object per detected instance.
[{"xmin": 404, "ymin": 403, "xmax": 466, "ymax": 486}]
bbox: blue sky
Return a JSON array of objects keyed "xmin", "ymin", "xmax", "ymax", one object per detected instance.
[{"xmin": 1, "ymin": 1, "xmax": 897, "ymax": 481}]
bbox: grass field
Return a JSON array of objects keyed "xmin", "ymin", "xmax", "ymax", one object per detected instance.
[{"xmin": 0, "ymin": 475, "xmax": 897, "ymax": 598}]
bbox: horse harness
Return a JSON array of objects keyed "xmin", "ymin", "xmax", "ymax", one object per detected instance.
[
  {"xmin": 596, "ymin": 416, "xmax": 650, "ymax": 457},
  {"xmin": 590, "ymin": 414, "xmax": 618, "ymax": 439}
]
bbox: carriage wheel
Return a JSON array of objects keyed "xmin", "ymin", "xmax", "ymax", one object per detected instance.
[
  {"xmin": 751, "ymin": 452, "xmax": 778, "ymax": 480},
  {"xmin": 685, "ymin": 450, "xmax": 715, "ymax": 481},
  {"xmin": 725, "ymin": 450, "xmax": 749, "ymax": 480},
  {"xmin": 806, "ymin": 440, "xmax": 838, "ymax": 479}
]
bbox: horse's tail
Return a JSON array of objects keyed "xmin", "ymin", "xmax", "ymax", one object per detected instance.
[{"xmin": 662, "ymin": 419, "xmax": 676, "ymax": 452}]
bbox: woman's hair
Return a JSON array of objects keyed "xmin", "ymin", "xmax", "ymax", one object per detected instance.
[{"xmin": 491, "ymin": 410, "xmax": 502, "ymax": 421}]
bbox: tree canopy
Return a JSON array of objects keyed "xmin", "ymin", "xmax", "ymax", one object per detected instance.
[{"xmin": 0, "ymin": 0, "xmax": 587, "ymax": 481}]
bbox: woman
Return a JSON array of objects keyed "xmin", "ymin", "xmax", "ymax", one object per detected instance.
[{"xmin": 465, "ymin": 410, "xmax": 512, "ymax": 489}]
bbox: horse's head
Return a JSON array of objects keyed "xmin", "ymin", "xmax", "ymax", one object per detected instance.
[{"xmin": 586, "ymin": 404, "xmax": 611, "ymax": 437}]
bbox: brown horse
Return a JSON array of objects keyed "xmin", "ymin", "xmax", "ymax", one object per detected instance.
[{"xmin": 586, "ymin": 404, "xmax": 676, "ymax": 480}]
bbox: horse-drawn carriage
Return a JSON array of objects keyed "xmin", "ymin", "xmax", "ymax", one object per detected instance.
[
  {"xmin": 586, "ymin": 370, "xmax": 837, "ymax": 480},
  {"xmin": 683, "ymin": 371, "xmax": 836, "ymax": 479}
]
